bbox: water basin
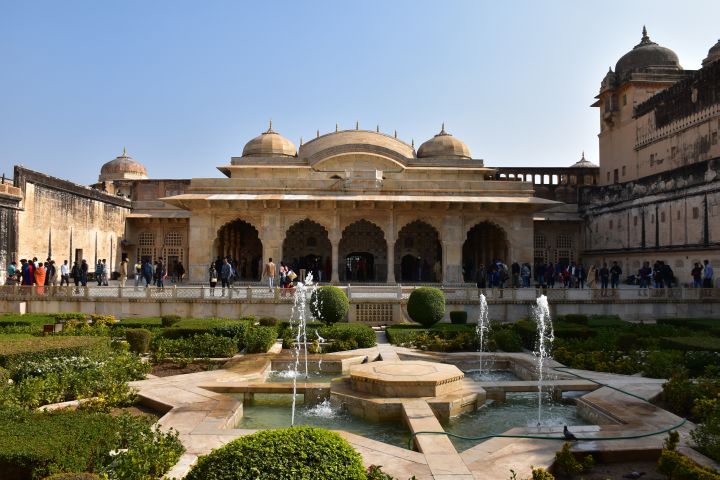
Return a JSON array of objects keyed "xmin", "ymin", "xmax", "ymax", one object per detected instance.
[
  {"xmin": 234, "ymin": 394, "xmax": 410, "ymax": 449},
  {"xmin": 442, "ymin": 392, "xmax": 585, "ymax": 452},
  {"xmin": 464, "ymin": 369, "xmax": 520, "ymax": 382},
  {"xmin": 266, "ymin": 370, "xmax": 342, "ymax": 383}
]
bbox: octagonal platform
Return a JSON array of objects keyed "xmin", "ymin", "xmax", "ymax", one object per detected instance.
[{"xmin": 349, "ymin": 361, "xmax": 465, "ymax": 398}]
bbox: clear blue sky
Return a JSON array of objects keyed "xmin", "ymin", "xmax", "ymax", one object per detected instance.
[{"xmin": 1, "ymin": 1, "xmax": 718, "ymax": 184}]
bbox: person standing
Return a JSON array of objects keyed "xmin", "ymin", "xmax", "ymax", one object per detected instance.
[
  {"xmin": 610, "ymin": 261, "xmax": 622, "ymax": 289},
  {"xmin": 134, "ymin": 259, "xmax": 143, "ymax": 289},
  {"xmin": 209, "ymin": 263, "xmax": 218, "ymax": 296},
  {"xmin": 220, "ymin": 257, "xmax": 232, "ymax": 295},
  {"xmin": 586, "ymin": 264, "xmax": 597, "ymax": 289},
  {"xmin": 60, "ymin": 260, "xmax": 70, "ymax": 286},
  {"xmin": 262, "ymin": 258, "xmax": 276, "ymax": 290},
  {"xmin": 576, "ymin": 263, "xmax": 587, "ymax": 289},
  {"xmin": 691, "ymin": 262, "xmax": 703, "ymax": 288},
  {"xmin": 511, "ymin": 261, "xmax": 520, "ymax": 288},
  {"xmin": 142, "ymin": 259, "xmax": 153, "ymax": 287},
  {"xmin": 176, "ymin": 261, "xmax": 185, "ymax": 284},
  {"xmin": 95, "ymin": 260, "xmax": 103, "ymax": 286},
  {"xmin": 101, "ymin": 259, "xmax": 109, "ymax": 286},
  {"xmin": 119, "ymin": 258, "xmax": 128, "ymax": 287},
  {"xmin": 6, "ymin": 261, "xmax": 17, "ymax": 285},
  {"xmin": 71, "ymin": 261, "xmax": 81, "ymax": 288},
  {"xmin": 34, "ymin": 262, "xmax": 47, "ymax": 294},
  {"xmin": 639, "ymin": 261, "xmax": 651, "ymax": 295},
  {"xmin": 80, "ymin": 259, "xmax": 89, "ymax": 286},
  {"xmin": 48, "ymin": 260, "xmax": 57, "ymax": 286},
  {"xmin": 599, "ymin": 263, "xmax": 610, "ymax": 296},
  {"xmin": 703, "ymin": 260, "xmax": 714, "ymax": 288},
  {"xmin": 156, "ymin": 258, "xmax": 166, "ymax": 289},
  {"xmin": 520, "ymin": 263, "xmax": 531, "ymax": 288}
]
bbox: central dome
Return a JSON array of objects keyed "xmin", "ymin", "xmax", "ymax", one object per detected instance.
[
  {"xmin": 242, "ymin": 122, "xmax": 297, "ymax": 157},
  {"xmin": 417, "ymin": 125, "xmax": 471, "ymax": 159},
  {"xmin": 615, "ymin": 27, "xmax": 681, "ymax": 78},
  {"xmin": 99, "ymin": 148, "xmax": 148, "ymax": 181}
]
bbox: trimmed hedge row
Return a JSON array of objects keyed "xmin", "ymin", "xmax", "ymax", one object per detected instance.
[
  {"xmin": 659, "ymin": 336, "xmax": 720, "ymax": 352},
  {"xmin": 0, "ymin": 337, "xmax": 109, "ymax": 369},
  {"xmin": 244, "ymin": 326, "xmax": 278, "ymax": 354}
]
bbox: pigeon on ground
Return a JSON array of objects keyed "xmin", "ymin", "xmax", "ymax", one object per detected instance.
[
  {"xmin": 622, "ymin": 472, "xmax": 646, "ymax": 479},
  {"xmin": 563, "ymin": 425, "xmax": 577, "ymax": 441}
]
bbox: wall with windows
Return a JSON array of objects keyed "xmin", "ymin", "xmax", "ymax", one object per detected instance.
[
  {"xmin": 533, "ymin": 222, "xmax": 583, "ymax": 269},
  {"xmin": 124, "ymin": 220, "xmax": 189, "ymax": 277}
]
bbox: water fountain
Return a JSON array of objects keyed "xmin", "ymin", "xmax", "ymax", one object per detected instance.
[
  {"xmin": 531, "ymin": 294, "xmax": 555, "ymax": 427},
  {"xmin": 475, "ymin": 293, "xmax": 490, "ymax": 372},
  {"xmin": 288, "ymin": 272, "xmax": 318, "ymax": 425}
]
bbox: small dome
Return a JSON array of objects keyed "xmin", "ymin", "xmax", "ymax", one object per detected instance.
[
  {"xmin": 570, "ymin": 152, "xmax": 598, "ymax": 169},
  {"xmin": 417, "ymin": 124, "xmax": 471, "ymax": 159},
  {"xmin": 241, "ymin": 121, "xmax": 297, "ymax": 157},
  {"xmin": 99, "ymin": 148, "xmax": 148, "ymax": 181},
  {"xmin": 702, "ymin": 39, "xmax": 720, "ymax": 67},
  {"xmin": 615, "ymin": 27, "xmax": 681, "ymax": 78}
]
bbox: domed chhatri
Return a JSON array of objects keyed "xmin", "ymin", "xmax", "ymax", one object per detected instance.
[
  {"xmin": 99, "ymin": 148, "xmax": 148, "ymax": 182},
  {"xmin": 416, "ymin": 124, "xmax": 472, "ymax": 159},
  {"xmin": 241, "ymin": 121, "xmax": 297, "ymax": 158},
  {"xmin": 570, "ymin": 151, "xmax": 598, "ymax": 169},
  {"xmin": 614, "ymin": 26, "xmax": 681, "ymax": 78},
  {"xmin": 702, "ymin": 38, "xmax": 720, "ymax": 67}
]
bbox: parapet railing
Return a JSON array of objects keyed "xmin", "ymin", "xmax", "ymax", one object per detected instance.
[{"xmin": 0, "ymin": 284, "xmax": 718, "ymax": 303}]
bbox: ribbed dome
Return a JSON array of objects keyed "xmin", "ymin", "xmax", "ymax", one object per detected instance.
[
  {"xmin": 417, "ymin": 124, "xmax": 471, "ymax": 159},
  {"xmin": 570, "ymin": 152, "xmax": 598, "ymax": 169},
  {"xmin": 702, "ymin": 39, "xmax": 720, "ymax": 67},
  {"xmin": 241, "ymin": 121, "xmax": 297, "ymax": 157},
  {"xmin": 615, "ymin": 27, "xmax": 681, "ymax": 78},
  {"xmin": 99, "ymin": 149, "xmax": 148, "ymax": 181}
]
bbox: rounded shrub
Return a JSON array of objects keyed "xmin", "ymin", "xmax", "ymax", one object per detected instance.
[
  {"xmin": 185, "ymin": 426, "xmax": 366, "ymax": 480},
  {"xmin": 407, "ymin": 287, "xmax": 445, "ymax": 327},
  {"xmin": 125, "ymin": 328, "xmax": 152, "ymax": 354},
  {"xmin": 161, "ymin": 315, "xmax": 181, "ymax": 327},
  {"xmin": 310, "ymin": 286, "xmax": 349, "ymax": 326},
  {"xmin": 449, "ymin": 311, "xmax": 468, "ymax": 325}
]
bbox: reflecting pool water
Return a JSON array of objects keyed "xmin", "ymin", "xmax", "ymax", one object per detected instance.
[
  {"xmin": 234, "ymin": 394, "xmax": 410, "ymax": 449},
  {"xmin": 464, "ymin": 369, "xmax": 520, "ymax": 382},
  {"xmin": 442, "ymin": 392, "xmax": 584, "ymax": 452}
]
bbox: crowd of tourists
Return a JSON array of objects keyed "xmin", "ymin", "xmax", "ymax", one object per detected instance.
[
  {"xmin": 467, "ymin": 259, "xmax": 714, "ymax": 292},
  {"xmin": 4, "ymin": 256, "xmax": 186, "ymax": 290}
]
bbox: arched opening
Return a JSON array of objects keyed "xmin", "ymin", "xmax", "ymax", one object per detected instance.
[
  {"xmin": 462, "ymin": 222, "xmax": 509, "ymax": 282},
  {"xmin": 395, "ymin": 220, "xmax": 442, "ymax": 283},
  {"xmin": 215, "ymin": 220, "xmax": 262, "ymax": 281},
  {"xmin": 339, "ymin": 220, "xmax": 387, "ymax": 282},
  {"xmin": 282, "ymin": 219, "xmax": 331, "ymax": 282}
]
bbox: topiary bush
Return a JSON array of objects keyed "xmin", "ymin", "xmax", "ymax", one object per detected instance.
[
  {"xmin": 125, "ymin": 329, "xmax": 152, "ymax": 354},
  {"xmin": 244, "ymin": 326, "xmax": 278, "ymax": 354},
  {"xmin": 160, "ymin": 315, "xmax": 181, "ymax": 327},
  {"xmin": 310, "ymin": 286, "xmax": 350, "ymax": 326},
  {"xmin": 450, "ymin": 311, "xmax": 468, "ymax": 325},
  {"xmin": 185, "ymin": 426, "xmax": 366, "ymax": 480},
  {"xmin": 407, "ymin": 287, "xmax": 445, "ymax": 327}
]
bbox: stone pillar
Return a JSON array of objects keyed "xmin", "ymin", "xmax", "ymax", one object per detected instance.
[
  {"xmin": 442, "ymin": 216, "xmax": 464, "ymax": 284},
  {"xmin": 386, "ymin": 235, "xmax": 396, "ymax": 284},
  {"xmin": 188, "ymin": 214, "xmax": 214, "ymax": 283},
  {"xmin": 330, "ymin": 239, "xmax": 339, "ymax": 283},
  {"xmin": 386, "ymin": 215, "xmax": 396, "ymax": 284}
]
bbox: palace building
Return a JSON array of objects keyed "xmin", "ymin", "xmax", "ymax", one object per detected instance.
[{"xmin": 2, "ymin": 29, "xmax": 719, "ymax": 287}]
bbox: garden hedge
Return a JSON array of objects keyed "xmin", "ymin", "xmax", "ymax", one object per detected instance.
[
  {"xmin": 0, "ymin": 337, "xmax": 109, "ymax": 369},
  {"xmin": 310, "ymin": 286, "xmax": 350, "ymax": 326},
  {"xmin": 244, "ymin": 326, "xmax": 278, "ymax": 353},
  {"xmin": 659, "ymin": 336, "xmax": 720, "ymax": 352},
  {"xmin": 160, "ymin": 315, "xmax": 181, "ymax": 327},
  {"xmin": 125, "ymin": 329, "xmax": 152, "ymax": 354},
  {"xmin": 319, "ymin": 324, "xmax": 376, "ymax": 349},
  {"xmin": 407, "ymin": 287, "xmax": 445, "ymax": 327},
  {"xmin": 185, "ymin": 426, "xmax": 366, "ymax": 480}
]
